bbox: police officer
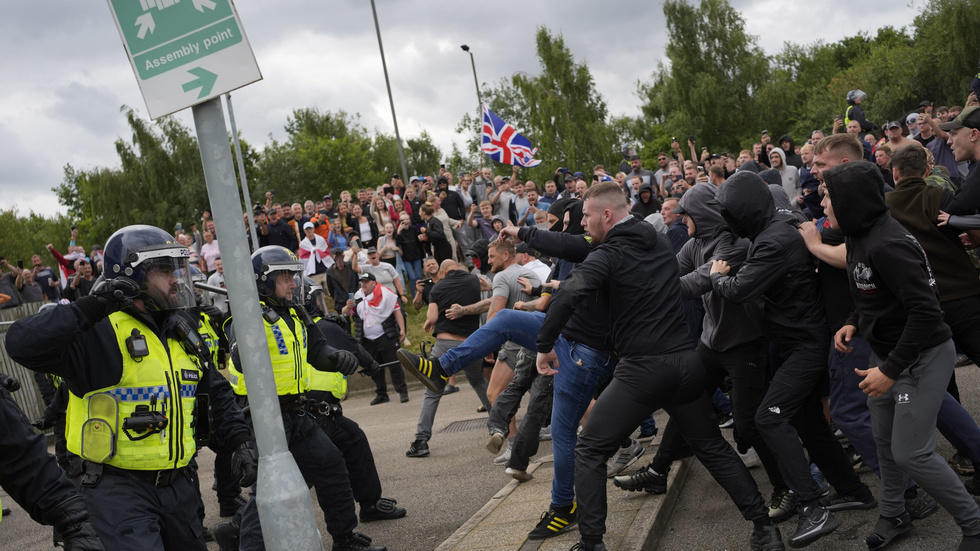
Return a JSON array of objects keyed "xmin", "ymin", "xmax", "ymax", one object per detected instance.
[
  {"xmin": 303, "ymin": 279, "xmax": 406, "ymax": 523},
  {"xmin": 6, "ymin": 224, "xmax": 258, "ymax": 551},
  {"xmin": 0, "ymin": 373, "xmax": 105, "ymax": 550},
  {"xmin": 228, "ymin": 246, "xmax": 386, "ymax": 551}
]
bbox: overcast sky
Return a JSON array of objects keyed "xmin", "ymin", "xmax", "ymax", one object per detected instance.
[{"xmin": 1, "ymin": 0, "xmax": 920, "ymax": 218}]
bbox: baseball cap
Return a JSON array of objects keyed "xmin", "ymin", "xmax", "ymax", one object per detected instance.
[
  {"xmin": 939, "ymin": 106, "xmax": 980, "ymax": 131},
  {"xmin": 515, "ymin": 243, "xmax": 538, "ymax": 257},
  {"xmin": 573, "ymin": 171, "xmax": 585, "ymax": 180},
  {"xmin": 410, "ymin": 176, "xmax": 420, "ymax": 183},
  {"xmin": 303, "ymin": 222, "xmax": 314, "ymax": 230},
  {"xmin": 366, "ymin": 246, "xmax": 378, "ymax": 254},
  {"xmin": 331, "ymin": 247, "xmax": 345, "ymax": 257},
  {"xmin": 884, "ymin": 121, "xmax": 902, "ymax": 130},
  {"xmin": 322, "ymin": 193, "xmax": 332, "ymax": 200},
  {"xmin": 359, "ymin": 272, "xmax": 377, "ymax": 282},
  {"xmin": 563, "ymin": 174, "xmax": 574, "ymax": 182}
]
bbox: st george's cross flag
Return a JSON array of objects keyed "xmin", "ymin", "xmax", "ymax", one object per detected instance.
[{"xmin": 481, "ymin": 105, "xmax": 542, "ymax": 167}]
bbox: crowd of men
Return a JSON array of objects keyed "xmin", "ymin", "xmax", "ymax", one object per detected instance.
[{"xmin": 5, "ymin": 85, "xmax": 980, "ymax": 551}]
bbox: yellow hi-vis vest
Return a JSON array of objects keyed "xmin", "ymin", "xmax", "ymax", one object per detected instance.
[
  {"xmin": 227, "ymin": 306, "xmax": 309, "ymax": 397},
  {"xmin": 65, "ymin": 311, "xmax": 202, "ymax": 470},
  {"xmin": 306, "ymin": 317, "xmax": 348, "ymax": 400},
  {"xmin": 199, "ymin": 311, "xmax": 220, "ymax": 366},
  {"xmin": 845, "ymin": 105, "xmax": 855, "ymax": 125}
]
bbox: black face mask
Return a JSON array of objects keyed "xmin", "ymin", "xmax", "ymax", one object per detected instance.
[{"xmin": 720, "ymin": 207, "xmax": 750, "ymax": 238}]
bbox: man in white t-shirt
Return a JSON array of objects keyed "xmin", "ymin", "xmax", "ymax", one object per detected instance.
[
  {"xmin": 353, "ymin": 246, "xmax": 408, "ymax": 305},
  {"xmin": 343, "ymin": 272, "xmax": 408, "ymax": 405}
]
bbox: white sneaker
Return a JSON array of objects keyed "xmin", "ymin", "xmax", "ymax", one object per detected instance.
[
  {"xmin": 493, "ymin": 448, "xmax": 512, "ymax": 466},
  {"xmin": 739, "ymin": 447, "xmax": 761, "ymax": 469},
  {"xmin": 606, "ymin": 438, "xmax": 645, "ymax": 477}
]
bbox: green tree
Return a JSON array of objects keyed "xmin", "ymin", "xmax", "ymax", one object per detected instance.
[{"xmin": 639, "ymin": 0, "xmax": 770, "ymax": 154}]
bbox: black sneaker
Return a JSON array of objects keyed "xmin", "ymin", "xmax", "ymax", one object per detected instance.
[
  {"xmin": 904, "ymin": 487, "xmax": 940, "ymax": 520},
  {"xmin": 332, "ymin": 532, "xmax": 386, "ymax": 551},
  {"xmin": 788, "ymin": 503, "xmax": 841, "ymax": 548},
  {"xmin": 201, "ymin": 525, "xmax": 215, "ymax": 543},
  {"xmin": 569, "ymin": 540, "xmax": 607, "ymax": 551},
  {"xmin": 528, "ymin": 503, "xmax": 577, "ymax": 539},
  {"xmin": 399, "ymin": 391, "xmax": 409, "ymax": 403},
  {"xmin": 406, "ymin": 439, "xmax": 429, "ymax": 458},
  {"xmin": 866, "ymin": 512, "xmax": 912, "ymax": 550},
  {"xmin": 397, "ymin": 348, "xmax": 447, "ymax": 393},
  {"xmin": 750, "ymin": 524, "xmax": 785, "ymax": 551},
  {"xmin": 218, "ymin": 494, "xmax": 247, "ymax": 517},
  {"xmin": 211, "ymin": 520, "xmax": 240, "ymax": 551},
  {"xmin": 370, "ymin": 394, "xmax": 389, "ymax": 406},
  {"xmin": 612, "ymin": 467, "xmax": 666, "ymax": 494},
  {"xmin": 819, "ymin": 490, "xmax": 877, "ymax": 511},
  {"xmin": 360, "ymin": 497, "xmax": 407, "ymax": 522}
]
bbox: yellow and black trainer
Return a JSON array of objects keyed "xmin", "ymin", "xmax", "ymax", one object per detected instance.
[
  {"xmin": 397, "ymin": 348, "xmax": 448, "ymax": 393},
  {"xmin": 528, "ymin": 503, "xmax": 577, "ymax": 539}
]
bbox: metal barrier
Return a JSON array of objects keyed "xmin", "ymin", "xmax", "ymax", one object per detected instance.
[{"xmin": 0, "ymin": 302, "xmax": 48, "ymax": 420}]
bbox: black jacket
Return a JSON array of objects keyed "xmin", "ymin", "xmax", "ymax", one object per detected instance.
[
  {"xmin": 824, "ymin": 162, "xmax": 951, "ymax": 379},
  {"xmin": 630, "ymin": 183, "xmax": 661, "ymax": 219},
  {"xmin": 536, "ymin": 216, "xmax": 693, "ymax": 356},
  {"xmin": 709, "ymin": 172, "xmax": 827, "ymax": 344},
  {"xmin": 517, "ymin": 226, "xmax": 613, "ymax": 353},
  {"xmin": 5, "ymin": 302, "xmax": 252, "ymax": 451}
]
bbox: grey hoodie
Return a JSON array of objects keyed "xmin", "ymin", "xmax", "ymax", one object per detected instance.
[
  {"xmin": 675, "ymin": 183, "xmax": 762, "ymax": 351},
  {"xmin": 770, "ymin": 147, "xmax": 801, "ymax": 210}
]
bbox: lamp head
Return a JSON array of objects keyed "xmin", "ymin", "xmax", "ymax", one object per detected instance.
[{"xmin": 461, "ymin": 44, "xmax": 470, "ymax": 52}]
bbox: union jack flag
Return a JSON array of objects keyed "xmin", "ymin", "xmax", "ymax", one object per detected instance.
[{"xmin": 481, "ymin": 105, "xmax": 541, "ymax": 167}]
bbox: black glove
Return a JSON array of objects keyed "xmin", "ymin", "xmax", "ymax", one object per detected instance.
[
  {"xmin": 0, "ymin": 373, "xmax": 20, "ymax": 392},
  {"xmin": 45, "ymin": 495, "xmax": 106, "ymax": 551},
  {"xmin": 231, "ymin": 441, "xmax": 258, "ymax": 487},
  {"xmin": 361, "ymin": 361, "xmax": 381, "ymax": 378},
  {"xmin": 328, "ymin": 350, "xmax": 358, "ymax": 375},
  {"xmin": 76, "ymin": 276, "xmax": 139, "ymax": 323},
  {"xmin": 33, "ymin": 416, "xmax": 54, "ymax": 431}
]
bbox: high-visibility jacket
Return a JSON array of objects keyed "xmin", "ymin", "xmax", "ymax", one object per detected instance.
[{"xmin": 65, "ymin": 311, "xmax": 201, "ymax": 470}]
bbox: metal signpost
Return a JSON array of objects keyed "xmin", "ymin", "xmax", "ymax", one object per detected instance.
[{"xmin": 105, "ymin": 1, "xmax": 321, "ymax": 549}]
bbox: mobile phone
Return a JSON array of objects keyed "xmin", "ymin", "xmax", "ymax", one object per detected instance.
[
  {"xmin": 697, "ymin": 166, "xmax": 704, "ymax": 174},
  {"xmin": 761, "ymin": 130, "xmax": 769, "ymax": 136},
  {"xmin": 17, "ymin": 260, "xmax": 24, "ymax": 269}
]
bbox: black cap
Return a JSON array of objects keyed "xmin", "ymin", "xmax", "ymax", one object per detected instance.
[
  {"xmin": 515, "ymin": 243, "xmax": 538, "ymax": 257},
  {"xmin": 359, "ymin": 272, "xmax": 377, "ymax": 282},
  {"xmin": 322, "ymin": 193, "xmax": 332, "ymax": 200},
  {"xmin": 884, "ymin": 121, "xmax": 902, "ymax": 130},
  {"xmin": 366, "ymin": 246, "xmax": 378, "ymax": 254},
  {"xmin": 919, "ymin": 100, "xmax": 932, "ymax": 108}
]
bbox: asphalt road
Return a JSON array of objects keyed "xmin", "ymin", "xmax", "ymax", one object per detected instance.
[
  {"xmin": 0, "ymin": 382, "xmax": 531, "ymax": 551},
  {"xmin": 656, "ymin": 362, "xmax": 980, "ymax": 551}
]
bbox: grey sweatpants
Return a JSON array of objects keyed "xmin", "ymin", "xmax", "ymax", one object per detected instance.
[
  {"xmin": 868, "ymin": 339, "xmax": 980, "ymax": 534},
  {"xmin": 414, "ymin": 338, "xmax": 492, "ymax": 442}
]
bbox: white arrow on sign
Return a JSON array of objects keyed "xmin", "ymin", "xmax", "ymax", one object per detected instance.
[
  {"xmin": 135, "ymin": 12, "xmax": 155, "ymax": 40},
  {"xmin": 193, "ymin": 0, "xmax": 218, "ymax": 12}
]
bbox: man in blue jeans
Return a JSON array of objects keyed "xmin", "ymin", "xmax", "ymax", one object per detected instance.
[{"xmin": 399, "ymin": 199, "xmax": 623, "ymax": 541}]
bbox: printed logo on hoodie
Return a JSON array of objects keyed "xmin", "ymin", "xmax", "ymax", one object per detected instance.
[{"xmin": 853, "ymin": 262, "xmax": 877, "ymax": 293}]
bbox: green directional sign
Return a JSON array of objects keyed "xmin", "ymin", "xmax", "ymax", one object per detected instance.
[{"xmin": 107, "ymin": 0, "xmax": 261, "ymax": 119}]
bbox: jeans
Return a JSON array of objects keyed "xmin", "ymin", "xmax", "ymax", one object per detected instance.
[
  {"xmin": 869, "ymin": 340, "xmax": 980, "ymax": 534},
  {"xmin": 402, "ymin": 259, "xmax": 422, "ymax": 299},
  {"xmin": 415, "ymin": 339, "xmax": 490, "ymax": 442},
  {"xmin": 439, "ymin": 309, "xmax": 544, "ymax": 375},
  {"xmin": 828, "ymin": 335, "xmax": 880, "ymax": 475},
  {"xmin": 551, "ymin": 336, "xmax": 616, "ymax": 507},
  {"xmin": 576, "ymin": 349, "xmax": 768, "ymax": 539}
]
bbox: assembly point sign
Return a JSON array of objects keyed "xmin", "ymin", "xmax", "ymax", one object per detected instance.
[{"xmin": 107, "ymin": 0, "xmax": 262, "ymax": 119}]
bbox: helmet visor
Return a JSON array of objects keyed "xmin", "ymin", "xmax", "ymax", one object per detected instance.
[{"xmin": 145, "ymin": 256, "xmax": 196, "ymax": 311}]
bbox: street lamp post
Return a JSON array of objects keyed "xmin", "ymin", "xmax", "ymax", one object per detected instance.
[
  {"xmin": 461, "ymin": 44, "xmax": 483, "ymax": 171},
  {"xmin": 369, "ymin": 0, "xmax": 409, "ymax": 184}
]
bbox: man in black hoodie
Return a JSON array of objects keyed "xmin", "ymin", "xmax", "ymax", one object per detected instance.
[
  {"xmin": 537, "ymin": 182, "xmax": 778, "ymax": 551},
  {"xmin": 822, "ymin": 161, "xmax": 980, "ymax": 551},
  {"xmin": 615, "ymin": 183, "xmax": 787, "ymax": 504},
  {"xmin": 710, "ymin": 172, "xmax": 874, "ymax": 547}
]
